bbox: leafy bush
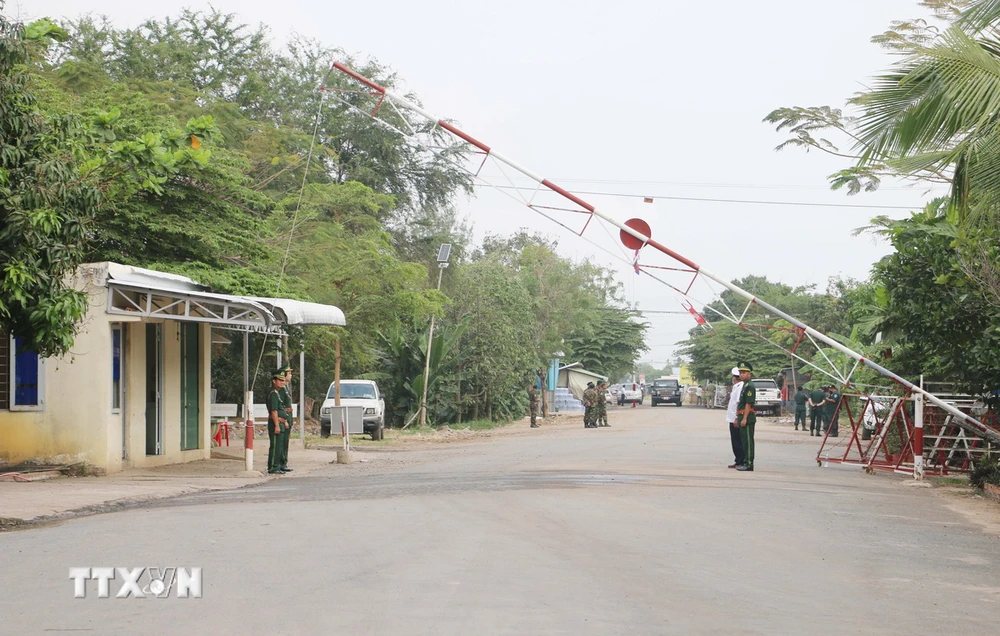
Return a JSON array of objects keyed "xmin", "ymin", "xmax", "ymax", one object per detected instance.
[{"xmin": 969, "ymin": 457, "xmax": 1000, "ymax": 489}]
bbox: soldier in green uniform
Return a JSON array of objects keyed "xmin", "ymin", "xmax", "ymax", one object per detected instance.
[
  {"xmin": 278, "ymin": 364, "xmax": 294, "ymax": 471},
  {"xmin": 825, "ymin": 385, "xmax": 841, "ymax": 438},
  {"xmin": 266, "ymin": 372, "xmax": 289, "ymax": 475},
  {"xmin": 597, "ymin": 381, "xmax": 610, "ymax": 427},
  {"xmin": 793, "ymin": 385, "xmax": 808, "ymax": 431},
  {"xmin": 808, "ymin": 385, "xmax": 828, "ymax": 437},
  {"xmin": 527, "ymin": 384, "xmax": 540, "ymax": 428},
  {"xmin": 735, "ymin": 362, "xmax": 757, "ymax": 471},
  {"xmin": 582, "ymin": 382, "xmax": 597, "ymax": 428}
]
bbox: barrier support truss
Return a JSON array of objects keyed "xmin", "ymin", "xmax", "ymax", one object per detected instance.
[{"xmin": 328, "ymin": 62, "xmax": 1000, "ymax": 477}]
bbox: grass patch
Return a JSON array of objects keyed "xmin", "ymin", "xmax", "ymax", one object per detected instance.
[
  {"xmin": 445, "ymin": 419, "xmax": 511, "ymax": 431},
  {"xmin": 929, "ymin": 476, "xmax": 969, "ymax": 487}
]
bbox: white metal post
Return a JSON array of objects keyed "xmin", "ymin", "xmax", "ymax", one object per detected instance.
[
  {"xmin": 419, "ymin": 264, "xmax": 445, "ymax": 428},
  {"xmin": 299, "ymin": 346, "xmax": 306, "ymax": 442},
  {"xmin": 243, "ymin": 332, "xmax": 253, "ymax": 472},
  {"xmin": 244, "ymin": 390, "xmax": 254, "ymax": 472},
  {"xmin": 914, "ymin": 375, "xmax": 925, "ymax": 480}
]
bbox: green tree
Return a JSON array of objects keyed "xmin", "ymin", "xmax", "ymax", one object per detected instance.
[
  {"xmin": 866, "ymin": 209, "xmax": 1000, "ymax": 401},
  {"xmin": 449, "ymin": 260, "xmax": 539, "ymax": 422},
  {"xmin": 0, "ymin": 14, "xmax": 91, "ymax": 356},
  {"xmin": 764, "ymin": 1, "xmax": 1000, "ymax": 403},
  {"xmin": 563, "ymin": 308, "xmax": 648, "ymax": 381},
  {"xmin": 1, "ymin": 13, "xmax": 219, "ymax": 355},
  {"xmin": 681, "ymin": 321, "xmax": 789, "ymax": 383}
]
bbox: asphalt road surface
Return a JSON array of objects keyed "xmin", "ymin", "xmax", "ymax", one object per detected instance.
[{"xmin": 2, "ymin": 405, "xmax": 999, "ymax": 634}]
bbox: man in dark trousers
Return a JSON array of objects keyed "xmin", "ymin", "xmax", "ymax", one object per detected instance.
[
  {"xmin": 527, "ymin": 384, "xmax": 540, "ymax": 428},
  {"xmin": 266, "ymin": 372, "xmax": 289, "ymax": 475},
  {"xmin": 597, "ymin": 381, "xmax": 610, "ymax": 427},
  {"xmin": 735, "ymin": 362, "xmax": 757, "ymax": 472},
  {"xmin": 808, "ymin": 385, "xmax": 828, "ymax": 437},
  {"xmin": 726, "ymin": 367, "xmax": 745, "ymax": 469},
  {"xmin": 277, "ymin": 364, "xmax": 294, "ymax": 472},
  {"xmin": 793, "ymin": 385, "xmax": 809, "ymax": 431},
  {"xmin": 825, "ymin": 385, "xmax": 842, "ymax": 437},
  {"xmin": 582, "ymin": 382, "xmax": 598, "ymax": 428}
]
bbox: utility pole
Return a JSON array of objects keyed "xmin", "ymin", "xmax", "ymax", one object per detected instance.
[{"xmin": 419, "ymin": 244, "xmax": 451, "ymax": 428}]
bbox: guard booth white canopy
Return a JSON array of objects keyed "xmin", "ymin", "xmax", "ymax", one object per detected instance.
[{"xmin": 104, "ymin": 263, "xmax": 345, "ymax": 452}]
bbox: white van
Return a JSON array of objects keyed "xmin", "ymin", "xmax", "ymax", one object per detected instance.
[{"xmin": 320, "ymin": 380, "xmax": 386, "ymax": 440}]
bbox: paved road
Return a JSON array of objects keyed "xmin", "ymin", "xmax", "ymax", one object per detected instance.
[{"xmin": 2, "ymin": 405, "xmax": 998, "ymax": 634}]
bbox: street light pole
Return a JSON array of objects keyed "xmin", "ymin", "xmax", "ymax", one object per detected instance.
[{"xmin": 419, "ymin": 244, "xmax": 451, "ymax": 428}]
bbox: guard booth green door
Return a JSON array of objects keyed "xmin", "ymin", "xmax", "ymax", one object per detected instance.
[{"xmin": 180, "ymin": 323, "xmax": 200, "ymax": 451}]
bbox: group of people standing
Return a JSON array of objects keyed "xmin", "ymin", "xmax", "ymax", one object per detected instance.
[
  {"xmin": 725, "ymin": 362, "xmax": 757, "ymax": 472},
  {"xmin": 792, "ymin": 385, "xmax": 841, "ymax": 437},
  {"xmin": 526, "ymin": 380, "xmax": 611, "ymax": 429},
  {"xmin": 582, "ymin": 381, "xmax": 610, "ymax": 428},
  {"xmin": 266, "ymin": 364, "xmax": 295, "ymax": 475}
]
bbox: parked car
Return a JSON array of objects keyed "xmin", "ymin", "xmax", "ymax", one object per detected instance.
[
  {"xmin": 320, "ymin": 379, "xmax": 386, "ymax": 440},
  {"xmin": 617, "ymin": 383, "xmax": 643, "ymax": 406},
  {"xmin": 750, "ymin": 379, "xmax": 782, "ymax": 416},
  {"xmin": 650, "ymin": 378, "xmax": 683, "ymax": 407}
]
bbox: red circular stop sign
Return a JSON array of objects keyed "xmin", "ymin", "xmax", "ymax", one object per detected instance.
[{"xmin": 620, "ymin": 218, "xmax": 651, "ymax": 250}]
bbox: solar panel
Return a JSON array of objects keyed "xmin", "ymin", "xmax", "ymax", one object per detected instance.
[{"xmin": 437, "ymin": 243, "xmax": 452, "ymax": 263}]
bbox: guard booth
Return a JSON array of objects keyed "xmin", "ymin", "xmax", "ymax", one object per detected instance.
[{"xmin": 0, "ymin": 262, "xmax": 345, "ymax": 474}]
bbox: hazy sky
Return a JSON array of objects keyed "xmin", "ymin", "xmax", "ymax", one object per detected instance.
[{"xmin": 15, "ymin": 0, "xmax": 944, "ymax": 366}]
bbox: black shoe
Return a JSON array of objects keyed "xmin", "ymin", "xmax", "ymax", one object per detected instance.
[
  {"xmin": 736, "ymin": 465, "xmax": 753, "ymax": 471},
  {"xmin": 281, "ymin": 468, "xmax": 292, "ymax": 472}
]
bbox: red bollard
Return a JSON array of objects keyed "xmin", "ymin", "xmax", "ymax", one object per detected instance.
[{"xmin": 244, "ymin": 418, "xmax": 254, "ymax": 472}]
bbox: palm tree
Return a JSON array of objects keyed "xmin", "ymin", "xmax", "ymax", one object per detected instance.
[{"xmin": 853, "ymin": 1, "xmax": 1000, "ymax": 223}]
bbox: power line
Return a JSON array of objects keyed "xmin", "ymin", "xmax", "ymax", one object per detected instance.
[
  {"xmin": 486, "ymin": 175, "xmax": 920, "ymax": 192},
  {"xmin": 483, "ymin": 184, "xmax": 919, "ymax": 210}
]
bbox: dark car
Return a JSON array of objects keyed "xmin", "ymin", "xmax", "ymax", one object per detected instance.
[{"xmin": 650, "ymin": 378, "xmax": 683, "ymax": 406}]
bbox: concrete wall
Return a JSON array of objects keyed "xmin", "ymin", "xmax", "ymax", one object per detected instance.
[
  {"xmin": 0, "ymin": 266, "xmax": 211, "ymax": 472},
  {"xmin": 0, "ymin": 270, "xmax": 111, "ymax": 468}
]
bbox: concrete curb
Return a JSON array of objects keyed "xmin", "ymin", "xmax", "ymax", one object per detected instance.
[{"xmin": 0, "ymin": 448, "xmax": 335, "ymax": 531}]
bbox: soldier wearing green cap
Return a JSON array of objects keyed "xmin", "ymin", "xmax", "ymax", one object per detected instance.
[
  {"xmin": 582, "ymin": 382, "xmax": 598, "ymax": 428},
  {"xmin": 597, "ymin": 381, "xmax": 610, "ymax": 427},
  {"xmin": 734, "ymin": 362, "xmax": 756, "ymax": 471},
  {"xmin": 278, "ymin": 364, "xmax": 294, "ymax": 471},
  {"xmin": 266, "ymin": 371, "xmax": 288, "ymax": 474},
  {"xmin": 825, "ymin": 385, "xmax": 841, "ymax": 437},
  {"xmin": 808, "ymin": 385, "xmax": 828, "ymax": 437},
  {"xmin": 793, "ymin": 385, "xmax": 809, "ymax": 431},
  {"xmin": 527, "ymin": 384, "xmax": 540, "ymax": 428}
]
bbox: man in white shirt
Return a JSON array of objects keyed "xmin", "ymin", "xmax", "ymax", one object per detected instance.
[{"xmin": 726, "ymin": 367, "xmax": 745, "ymax": 469}]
